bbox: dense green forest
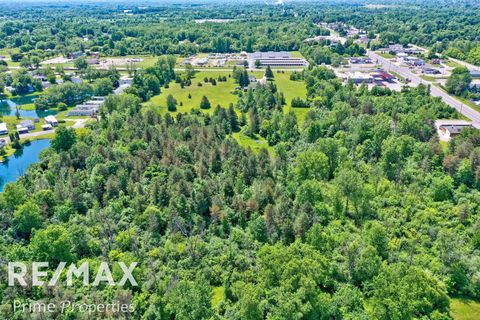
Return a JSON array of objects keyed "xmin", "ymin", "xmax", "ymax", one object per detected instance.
[
  {"xmin": 2, "ymin": 64, "xmax": 480, "ymax": 318},
  {"xmin": 1, "ymin": 0, "xmax": 480, "ymax": 319}
]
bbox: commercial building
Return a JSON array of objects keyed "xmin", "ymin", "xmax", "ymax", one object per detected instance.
[
  {"xmin": 345, "ymin": 72, "xmax": 373, "ymax": 84},
  {"xmin": 249, "ymin": 51, "xmax": 308, "ymax": 67},
  {"xmin": 424, "ymin": 68, "xmax": 441, "ymax": 75},
  {"xmin": 435, "ymin": 120, "xmax": 474, "ymax": 141},
  {"xmin": 403, "ymin": 56, "xmax": 425, "ymax": 66},
  {"xmin": 371, "ymin": 70, "xmax": 395, "ymax": 82},
  {"xmin": 349, "ymin": 57, "xmax": 373, "ymax": 64}
]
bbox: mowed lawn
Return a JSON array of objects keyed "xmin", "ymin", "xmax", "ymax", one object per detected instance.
[
  {"xmin": 272, "ymin": 71, "xmax": 309, "ymax": 124},
  {"xmin": 149, "ymin": 71, "xmax": 262, "ymax": 115},
  {"xmin": 150, "ymin": 70, "xmax": 308, "ymax": 120},
  {"xmin": 451, "ymin": 298, "xmax": 480, "ymax": 320},
  {"xmin": 148, "ymin": 69, "xmax": 309, "ymax": 154}
]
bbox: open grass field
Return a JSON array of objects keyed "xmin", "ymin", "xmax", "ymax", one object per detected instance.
[
  {"xmin": 0, "ymin": 48, "xmax": 21, "ymax": 67},
  {"xmin": 150, "ymin": 70, "xmax": 308, "ymax": 119},
  {"xmin": 232, "ymin": 132, "xmax": 273, "ymax": 154},
  {"xmin": 451, "ymin": 298, "xmax": 480, "ymax": 320},
  {"xmin": 148, "ymin": 69, "xmax": 308, "ymax": 153},
  {"xmin": 273, "ymin": 71, "xmax": 309, "ymax": 123},
  {"xmin": 149, "ymin": 70, "xmax": 262, "ymax": 115}
]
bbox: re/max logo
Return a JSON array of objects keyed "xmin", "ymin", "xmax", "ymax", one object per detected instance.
[{"xmin": 8, "ymin": 262, "xmax": 138, "ymax": 287}]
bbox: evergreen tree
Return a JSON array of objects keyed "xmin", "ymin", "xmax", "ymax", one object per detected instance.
[
  {"xmin": 265, "ymin": 65, "xmax": 274, "ymax": 80},
  {"xmin": 167, "ymin": 94, "xmax": 177, "ymax": 112},
  {"xmin": 200, "ymin": 95, "xmax": 211, "ymax": 109}
]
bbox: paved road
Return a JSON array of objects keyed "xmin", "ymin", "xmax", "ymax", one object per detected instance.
[
  {"xmin": 2, "ymin": 118, "xmax": 90, "ymax": 145},
  {"xmin": 367, "ymin": 50, "xmax": 480, "ymax": 128}
]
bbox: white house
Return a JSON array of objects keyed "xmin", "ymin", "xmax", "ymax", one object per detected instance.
[
  {"xmin": 44, "ymin": 115, "xmax": 58, "ymax": 127},
  {"xmin": 0, "ymin": 122, "xmax": 8, "ymax": 135}
]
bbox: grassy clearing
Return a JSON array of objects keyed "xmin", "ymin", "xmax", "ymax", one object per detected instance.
[
  {"xmin": 150, "ymin": 70, "xmax": 309, "ymax": 120},
  {"xmin": 377, "ymin": 52, "xmax": 395, "ymax": 59},
  {"xmin": 149, "ymin": 70, "xmax": 262, "ymax": 115},
  {"xmin": 272, "ymin": 71, "xmax": 309, "ymax": 123},
  {"xmin": 451, "ymin": 298, "xmax": 480, "ymax": 320},
  {"xmin": 421, "ymin": 75, "xmax": 437, "ymax": 82},
  {"xmin": 439, "ymin": 140, "xmax": 449, "ymax": 153},
  {"xmin": 289, "ymin": 51, "xmax": 305, "ymax": 58},
  {"xmin": 445, "ymin": 60, "xmax": 463, "ymax": 69},
  {"xmin": 148, "ymin": 69, "xmax": 308, "ymax": 153},
  {"xmin": 232, "ymin": 132, "xmax": 272, "ymax": 154},
  {"xmin": 211, "ymin": 287, "xmax": 224, "ymax": 310}
]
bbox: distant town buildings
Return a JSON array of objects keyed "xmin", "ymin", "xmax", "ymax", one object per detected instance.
[
  {"xmin": 249, "ymin": 51, "xmax": 308, "ymax": 67},
  {"xmin": 345, "ymin": 72, "xmax": 373, "ymax": 84},
  {"xmin": 402, "ymin": 56, "xmax": 425, "ymax": 66},
  {"xmin": 349, "ymin": 57, "xmax": 373, "ymax": 64}
]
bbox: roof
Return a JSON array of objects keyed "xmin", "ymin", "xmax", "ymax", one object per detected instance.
[
  {"xmin": 347, "ymin": 72, "xmax": 372, "ymax": 80},
  {"xmin": 440, "ymin": 124, "xmax": 473, "ymax": 134},
  {"xmin": 44, "ymin": 115, "xmax": 58, "ymax": 122},
  {"xmin": 250, "ymin": 51, "xmax": 292, "ymax": 60},
  {"xmin": 20, "ymin": 120, "xmax": 34, "ymax": 125},
  {"xmin": 470, "ymin": 70, "xmax": 480, "ymax": 78},
  {"xmin": 435, "ymin": 119, "xmax": 473, "ymax": 132},
  {"xmin": 0, "ymin": 122, "xmax": 8, "ymax": 131}
]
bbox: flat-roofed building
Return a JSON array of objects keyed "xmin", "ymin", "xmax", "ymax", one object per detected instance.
[
  {"xmin": 403, "ymin": 56, "xmax": 425, "ymax": 66},
  {"xmin": 345, "ymin": 72, "xmax": 373, "ymax": 84},
  {"xmin": 435, "ymin": 120, "xmax": 475, "ymax": 141},
  {"xmin": 249, "ymin": 51, "xmax": 308, "ymax": 67}
]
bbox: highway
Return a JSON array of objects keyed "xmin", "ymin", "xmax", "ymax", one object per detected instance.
[{"xmin": 367, "ymin": 50, "xmax": 480, "ymax": 128}]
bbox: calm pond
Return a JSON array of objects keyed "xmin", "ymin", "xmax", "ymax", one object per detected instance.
[
  {"xmin": 0, "ymin": 99, "xmax": 58, "ymax": 118},
  {"xmin": 0, "ymin": 139, "xmax": 51, "ymax": 191}
]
